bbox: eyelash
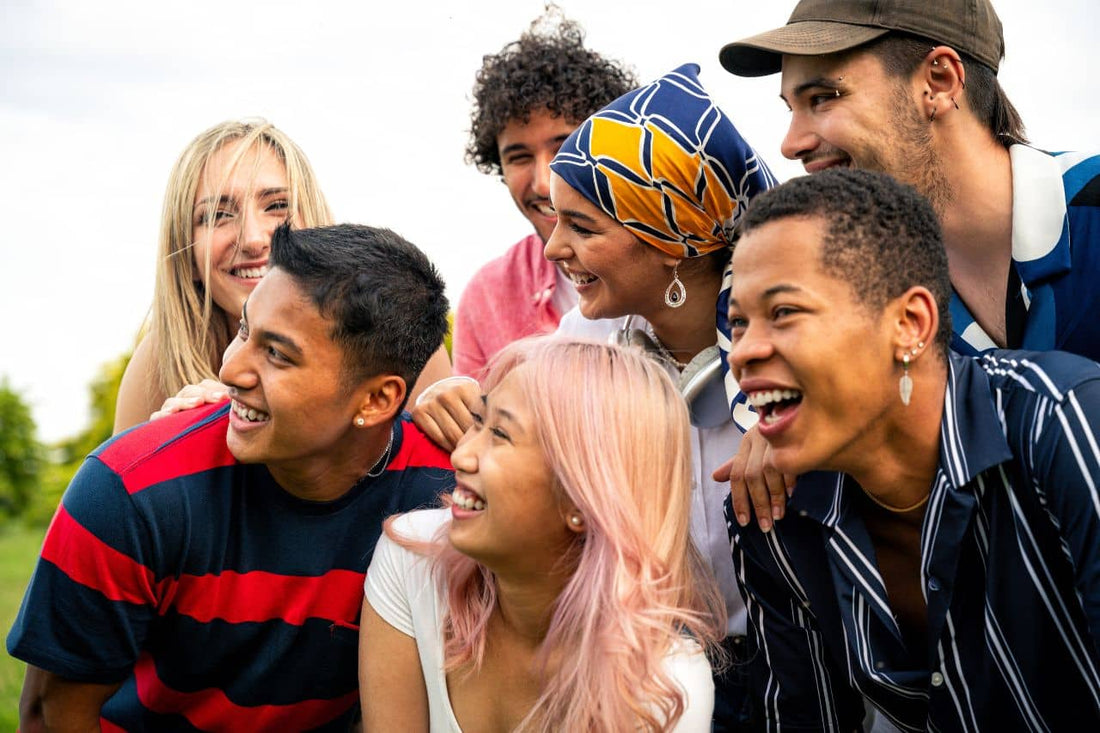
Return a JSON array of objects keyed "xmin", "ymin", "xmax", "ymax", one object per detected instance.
[{"xmin": 568, "ymin": 222, "xmax": 595, "ymax": 237}]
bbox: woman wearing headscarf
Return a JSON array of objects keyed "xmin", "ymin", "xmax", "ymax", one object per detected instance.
[{"xmin": 413, "ymin": 64, "xmax": 776, "ymax": 729}]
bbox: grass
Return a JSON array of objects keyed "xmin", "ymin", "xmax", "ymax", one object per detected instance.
[{"xmin": 1, "ymin": 523, "xmax": 46, "ymax": 730}]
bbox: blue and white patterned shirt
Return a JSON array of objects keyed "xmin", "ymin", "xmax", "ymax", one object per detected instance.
[
  {"xmin": 951, "ymin": 145, "xmax": 1100, "ymax": 359},
  {"xmin": 727, "ymin": 350, "xmax": 1100, "ymax": 732}
]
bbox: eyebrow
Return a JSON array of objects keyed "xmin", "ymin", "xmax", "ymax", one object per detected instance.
[
  {"xmin": 780, "ymin": 76, "xmax": 843, "ymax": 104},
  {"xmin": 728, "ymin": 283, "xmax": 805, "ymax": 309},
  {"xmin": 480, "ymin": 394, "xmax": 520, "ymax": 429},
  {"xmin": 195, "ymin": 187, "xmax": 289, "ymax": 209},
  {"xmin": 255, "ymin": 328, "xmax": 303, "ymax": 358},
  {"xmin": 556, "ymin": 208, "xmax": 597, "ymax": 223}
]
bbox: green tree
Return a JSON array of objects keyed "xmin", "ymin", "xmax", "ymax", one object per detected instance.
[
  {"xmin": 27, "ymin": 353, "xmax": 131, "ymax": 525},
  {"xmin": 0, "ymin": 379, "xmax": 43, "ymax": 519}
]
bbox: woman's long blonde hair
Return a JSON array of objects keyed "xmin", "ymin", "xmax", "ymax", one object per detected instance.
[
  {"xmin": 150, "ymin": 119, "xmax": 332, "ymax": 396},
  {"xmin": 389, "ymin": 337, "xmax": 726, "ymax": 731}
]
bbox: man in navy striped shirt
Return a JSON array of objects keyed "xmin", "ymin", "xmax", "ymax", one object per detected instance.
[{"xmin": 724, "ymin": 169, "xmax": 1100, "ymax": 731}]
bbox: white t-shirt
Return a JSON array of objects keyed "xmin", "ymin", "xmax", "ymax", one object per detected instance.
[
  {"xmin": 555, "ymin": 309, "xmax": 746, "ymax": 636},
  {"xmin": 365, "ymin": 508, "xmax": 715, "ymax": 732}
]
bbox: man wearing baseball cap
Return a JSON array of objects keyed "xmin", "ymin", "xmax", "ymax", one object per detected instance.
[{"xmin": 721, "ymin": 0, "xmax": 1100, "ymax": 362}]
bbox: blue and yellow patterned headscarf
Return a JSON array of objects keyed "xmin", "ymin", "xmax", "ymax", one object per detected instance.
[{"xmin": 549, "ymin": 63, "xmax": 777, "ymax": 259}]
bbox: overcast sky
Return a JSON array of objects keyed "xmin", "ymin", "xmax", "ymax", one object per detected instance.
[{"xmin": 1, "ymin": 0, "xmax": 1096, "ymax": 443}]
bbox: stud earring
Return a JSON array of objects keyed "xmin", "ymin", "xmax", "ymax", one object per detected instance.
[
  {"xmin": 664, "ymin": 262, "xmax": 686, "ymax": 308},
  {"xmin": 570, "ymin": 515, "xmax": 582, "ymax": 527},
  {"xmin": 355, "ymin": 417, "xmax": 366, "ymax": 427}
]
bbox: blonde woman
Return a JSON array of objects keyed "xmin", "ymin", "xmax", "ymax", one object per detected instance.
[
  {"xmin": 115, "ymin": 120, "xmax": 450, "ymax": 432},
  {"xmin": 361, "ymin": 337, "xmax": 725, "ymax": 731}
]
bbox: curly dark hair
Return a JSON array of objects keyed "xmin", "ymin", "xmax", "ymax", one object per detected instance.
[
  {"xmin": 740, "ymin": 169, "xmax": 953, "ymax": 353},
  {"xmin": 466, "ymin": 7, "xmax": 636, "ymax": 176}
]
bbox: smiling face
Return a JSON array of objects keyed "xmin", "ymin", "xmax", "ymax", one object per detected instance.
[
  {"xmin": 726, "ymin": 215, "xmax": 899, "ymax": 476},
  {"xmin": 447, "ymin": 367, "xmax": 575, "ymax": 573},
  {"xmin": 544, "ymin": 173, "xmax": 673, "ymax": 322},
  {"xmin": 219, "ymin": 268, "xmax": 360, "ymax": 470},
  {"xmin": 192, "ymin": 140, "xmax": 294, "ymax": 320},
  {"xmin": 779, "ymin": 51, "xmax": 948, "ymax": 209},
  {"xmin": 498, "ymin": 109, "xmax": 578, "ymax": 245}
]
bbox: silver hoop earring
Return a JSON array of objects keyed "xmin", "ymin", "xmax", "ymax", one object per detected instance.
[{"xmin": 664, "ymin": 263, "xmax": 686, "ymax": 309}]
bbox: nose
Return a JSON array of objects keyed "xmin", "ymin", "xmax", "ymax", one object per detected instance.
[
  {"xmin": 238, "ymin": 208, "xmax": 272, "ymax": 258},
  {"xmin": 543, "ymin": 220, "xmax": 569, "ymax": 263},
  {"xmin": 450, "ymin": 426, "xmax": 479, "ymax": 474},
  {"xmin": 218, "ymin": 335, "xmax": 257, "ymax": 393},
  {"xmin": 726, "ymin": 321, "xmax": 774, "ymax": 378},
  {"xmin": 780, "ymin": 111, "xmax": 818, "ymax": 162},
  {"xmin": 532, "ymin": 153, "xmax": 553, "ymax": 199}
]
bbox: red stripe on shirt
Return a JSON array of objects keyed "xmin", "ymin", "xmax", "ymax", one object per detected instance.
[
  {"xmin": 388, "ymin": 423, "xmax": 452, "ymax": 471},
  {"xmin": 164, "ymin": 568, "xmax": 365, "ymax": 625},
  {"xmin": 132, "ymin": 653, "xmax": 357, "ymax": 731},
  {"xmin": 98, "ymin": 403, "xmax": 237, "ymax": 495},
  {"xmin": 42, "ymin": 506, "xmax": 157, "ymax": 606}
]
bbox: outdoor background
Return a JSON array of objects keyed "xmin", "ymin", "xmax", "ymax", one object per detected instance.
[{"xmin": 0, "ymin": 0, "xmax": 1096, "ymax": 725}]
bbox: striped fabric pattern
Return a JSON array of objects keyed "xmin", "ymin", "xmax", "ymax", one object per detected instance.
[
  {"xmin": 7, "ymin": 403, "xmax": 454, "ymax": 731},
  {"xmin": 727, "ymin": 350, "xmax": 1100, "ymax": 732}
]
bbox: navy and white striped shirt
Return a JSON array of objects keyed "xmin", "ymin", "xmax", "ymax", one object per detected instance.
[{"xmin": 727, "ymin": 350, "xmax": 1100, "ymax": 732}]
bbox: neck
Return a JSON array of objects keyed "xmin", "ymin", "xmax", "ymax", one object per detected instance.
[
  {"xmin": 935, "ymin": 126, "xmax": 1014, "ymax": 269},
  {"xmin": 645, "ymin": 263, "xmax": 723, "ymax": 362},
  {"xmin": 492, "ymin": 566, "xmax": 572, "ymax": 646},
  {"xmin": 845, "ymin": 361, "xmax": 948, "ymax": 511},
  {"xmin": 265, "ymin": 422, "xmax": 394, "ymax": 502}
]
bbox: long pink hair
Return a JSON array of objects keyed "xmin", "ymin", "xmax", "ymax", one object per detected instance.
[{"xmin": 387, "ymin": 337, "xmax": 725, "ymax": 731}]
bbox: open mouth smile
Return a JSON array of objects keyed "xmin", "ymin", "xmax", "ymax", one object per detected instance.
[{"xmin": 747, "ymin": 388, "xmax": 803, "ymax": 426}]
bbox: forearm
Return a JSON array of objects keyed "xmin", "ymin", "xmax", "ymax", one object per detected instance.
[{"xmin": 20, "ymin": 666, "xmax": 119, "ymax": 732}]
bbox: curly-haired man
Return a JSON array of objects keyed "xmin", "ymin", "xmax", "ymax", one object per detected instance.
[{"xmin": 451, "ymin": 10, "xmax": 636, "ymax": 378}]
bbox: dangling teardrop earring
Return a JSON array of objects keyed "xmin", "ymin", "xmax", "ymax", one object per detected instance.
[{"xmin": 664, "ymin": 262, "xmax": 686, "ymax": 309}]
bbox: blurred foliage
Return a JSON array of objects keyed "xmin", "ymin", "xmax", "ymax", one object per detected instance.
[
  {"xmin": 23, "ymin": 352, "xmax": 131, "ymax": 526},
  {"xmin": 0, "ymin": 380, "xmax": 43, "ymax": 520}
]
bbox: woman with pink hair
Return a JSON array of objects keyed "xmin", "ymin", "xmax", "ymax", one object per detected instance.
[{"xmin": 359, "ymin": 337, "xmax": 725, "ymax": 731}]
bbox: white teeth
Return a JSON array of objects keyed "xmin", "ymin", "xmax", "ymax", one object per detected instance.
[
  {"xmin": 533, "ymin": 203, "xmax": 555, "ymax": 217},
  {"xmin": 232, "ymin": 400, "xmax": 269, "ymax": 423},
  {"xmin": 451, "ymin": 487, "xmax": 486, "ymax": 511},
  {"xmin": 763, "ymin": 413, "xmax": 782, "ymax": 425},
  {"xmin": 569, "ymin": 272, "xmax": 597, "ymax": 286},
  {"xmin": 747, "ymin": 389, "xmax": 802, "ymax": 408},
  {"xmin": 232, "ymin": 265, "xmax": 269, "ymax": 279}
]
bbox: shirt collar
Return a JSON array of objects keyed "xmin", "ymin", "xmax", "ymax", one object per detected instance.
[
  {"xmin": 788, "ymin": 353, "xmax": 1014, "ymax": 523},
  {"xmin": 1010, "ymin": 144, "xmax": 1072, "ymax": 284}
]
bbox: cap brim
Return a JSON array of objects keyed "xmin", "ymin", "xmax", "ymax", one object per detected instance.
[{"xmin": 720, "ymin": 22, "xmax": 889, "ymax": 77}]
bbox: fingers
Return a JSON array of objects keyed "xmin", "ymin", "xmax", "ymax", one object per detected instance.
[
  {"xmin": 148, "ymin": 380, "xmax": 228, "ymax": 422},
  {"xmin": 727, "ymin": 427, "xmax": 792, "ymax": 533},
  {"xmin": 410, "ymin": 377, "xmax": 479, "ymax": 452}
]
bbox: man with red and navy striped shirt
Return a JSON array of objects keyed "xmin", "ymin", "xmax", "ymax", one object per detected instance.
[{"xmin": 8, "ymin": 223, "xmax": 454, "ymax": 731}]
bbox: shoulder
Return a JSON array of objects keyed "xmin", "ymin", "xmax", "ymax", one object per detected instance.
[
  {"xmin": 388, "ymin": 507, "xmax": 451, "ymax": 545},
  {"xmin": 97, "ymin": 402, "xmax": 236, "ymax": 496},
  {"xmin": 969, "ymin": 349, "xmax": 1100, "ymax": 405},
  {"xmin": 391, "ymin": 415, "xmax": 454, "ymax": 472},
  {"xmin": 113, "ymin": 334, "xmax": 166, "ymax": 434},
  {"xmin": 662, "ymin": 638, "xmax": 715, "ymax": 730}
]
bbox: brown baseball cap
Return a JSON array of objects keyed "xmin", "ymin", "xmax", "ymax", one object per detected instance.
[{"xmin": 720, "ymin": 0, "xmax": 1005, "ymax": 77}]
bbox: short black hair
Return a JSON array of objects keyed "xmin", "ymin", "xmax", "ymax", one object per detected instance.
[
  {"xmin": 465, "ymin": 7, "xmax": 636, "ymax": 176},
  {"xmin": 270, "ymin": 223, "xmax": 449, "ymax": 401},
  {"xmin": 864, "ymin": 31, "xmax": 1027, "ymax": 148},
  {"xmin": 740, "ymin": 169, "xmax": 953, "ymax": 353}
]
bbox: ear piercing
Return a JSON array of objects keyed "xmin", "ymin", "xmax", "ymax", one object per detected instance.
[
  {"xmin": 898, "ymin": 342, "xmax": 924, "ymax": 407},
  {"xmin": 570, "ymin": 515, "xmax": 582, "ymax": 527},
  {"xmin": 355, "ymin": 417, "xmax": 366, "ymax": 427}
]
